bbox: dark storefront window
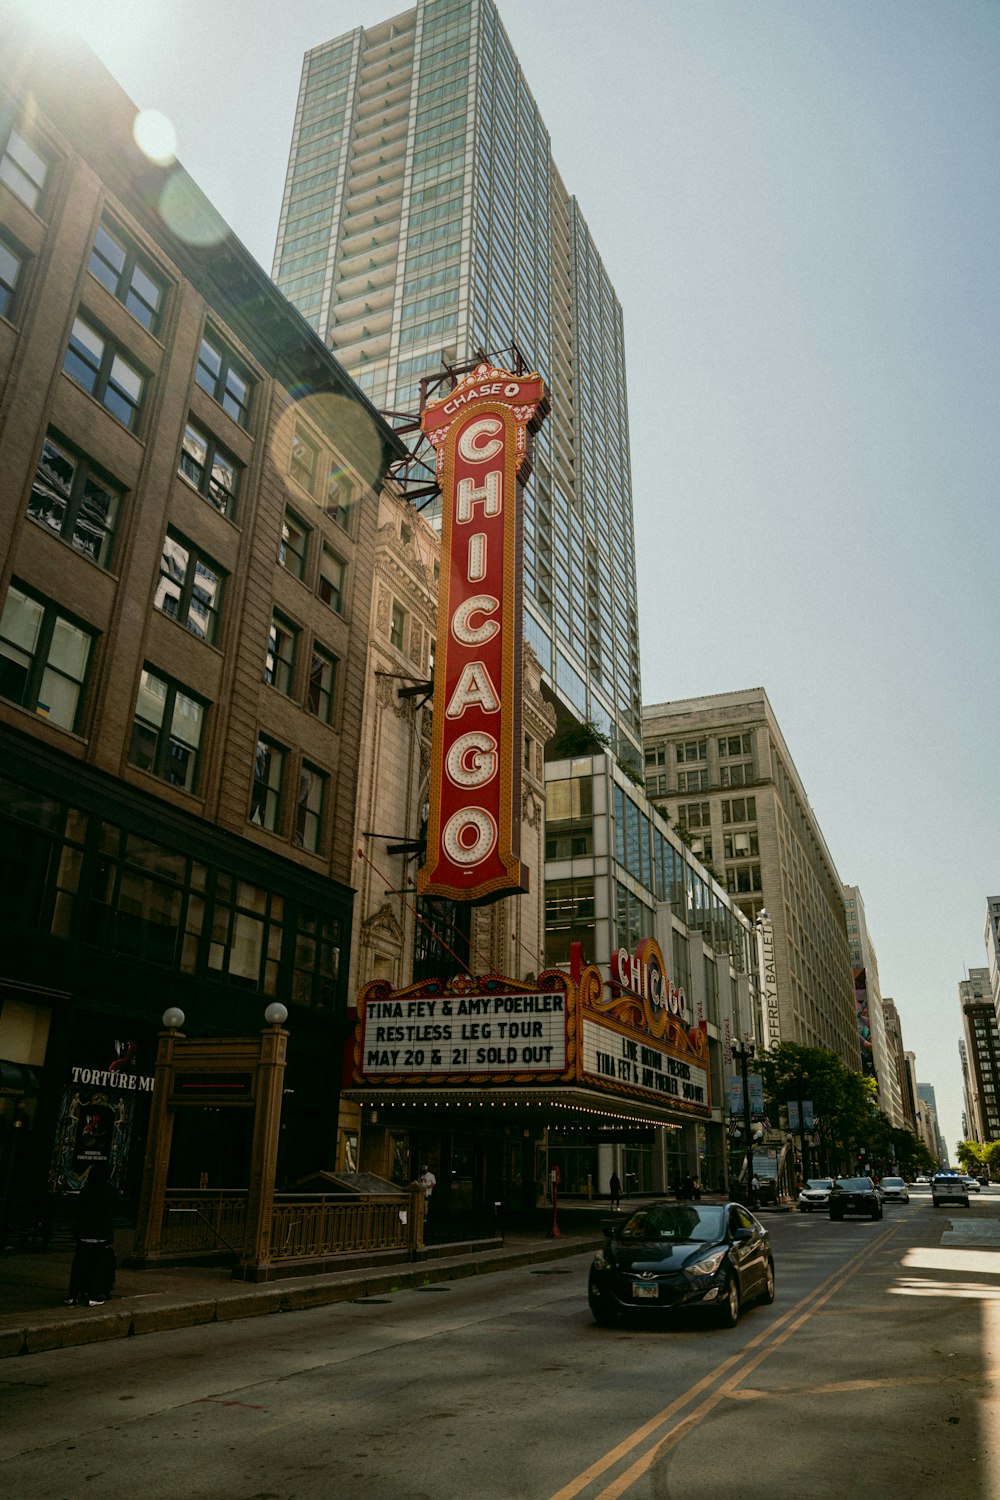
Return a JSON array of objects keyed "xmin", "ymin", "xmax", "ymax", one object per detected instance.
[{"xmin": 0, "ymin": 774, "xmax": 348, "ymax": 1015}]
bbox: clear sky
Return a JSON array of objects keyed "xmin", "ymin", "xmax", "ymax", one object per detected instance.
[{"xmin": 16, "ymin": 0, "xmax": 1000, "ymax": 1155}]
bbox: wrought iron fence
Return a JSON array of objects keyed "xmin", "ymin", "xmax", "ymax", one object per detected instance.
[
  {"xmin": 162, "ymin": 1191, "xmax": 247, "ymax": 1254},
  {"xmin": 269, "ymin": 1194, "xmax": 412, "ymax": 1260}
]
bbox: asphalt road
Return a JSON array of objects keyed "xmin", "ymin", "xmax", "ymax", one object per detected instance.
[{"xmin": 2, "ymin": 1184, "xmax": 997, "ymax": 1499}]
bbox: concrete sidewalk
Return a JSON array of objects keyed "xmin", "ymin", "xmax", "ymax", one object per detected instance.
[{"xmin": 0, "ymin": 1211, "xmax": 610, "ymax": 1361}]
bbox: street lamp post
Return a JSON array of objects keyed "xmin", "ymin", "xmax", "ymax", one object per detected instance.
[
  {"xmin": 797, "ymin": 1077, "xmax": 809, "ymax": 1184},
  {"xmin": 731, "ymin": 1040, "xmax": 756, "ymax": 1207}
]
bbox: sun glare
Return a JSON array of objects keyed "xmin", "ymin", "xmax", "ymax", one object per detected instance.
[{"xmin": 133, "ymin": 109, "xmax": 177, "ymax": 166}]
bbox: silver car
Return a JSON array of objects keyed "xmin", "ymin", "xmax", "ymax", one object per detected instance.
[
  {"xmin": 798, "ymin": 1177, "xmax": 834, "ymax": 1212},
  {"xmin": 879, "ymin": 1176, "xmax": 909, "ymax": 1203}
]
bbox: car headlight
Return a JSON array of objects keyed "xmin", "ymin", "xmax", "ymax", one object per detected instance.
[{"xmin": 687, "ymin": 1248, "xmax": 727, "ymax": 1277}]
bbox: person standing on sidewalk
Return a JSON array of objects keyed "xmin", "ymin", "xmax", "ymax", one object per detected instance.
[
  {"xmin": 609, "ymin": 1170, "xmax": 621, "ymax": 1210},
  {"xmin": 66, "ymin": 1163, "xmax": 118, "ymax": 1307}
]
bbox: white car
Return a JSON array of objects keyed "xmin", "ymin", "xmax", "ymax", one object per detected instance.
[
  {"xmin": 962, "ymin": 1176, "xmax": 982, "ymax": 1193},
  {"xmin": 879, "ymin": 1176, "xmax": 909, "ymax": 1203},
  {"xmin": 798, "ymin": 1178, "xmax": 834, "ymax": 1212}
]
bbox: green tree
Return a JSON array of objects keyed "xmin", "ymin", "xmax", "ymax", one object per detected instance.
[{"xmin": 957, "ymin": 1139, "xmax": 990, "ymax": 1175}]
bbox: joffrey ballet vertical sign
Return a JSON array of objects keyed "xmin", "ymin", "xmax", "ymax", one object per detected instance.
[{"xmin": 419, "ymin": 363, "xmax": 548, "ymax": 903}]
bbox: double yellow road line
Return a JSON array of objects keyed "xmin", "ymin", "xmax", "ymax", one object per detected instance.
[{"xmin": 550, "ymin": 1220, "xmax": 902, "ymax": 1500}]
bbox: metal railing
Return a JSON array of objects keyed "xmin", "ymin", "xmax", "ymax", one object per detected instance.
[
  {"xmin": 159, "ymin": 1188, "xmax": 418, "ymax": 1263},
  {"xmin": 162, "ymin": 1191, "xmax": 247, "ymax": 1254},
  {"xmin": 270, "ymin": 1194, "xmax": 413, "ymax": 1260}
]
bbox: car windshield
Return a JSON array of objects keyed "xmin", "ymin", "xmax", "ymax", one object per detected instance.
[
  {"xmin": 803, "ymin": 1179, "xmax": 832, "ymax": 1190},
  {"xmin": 834, "ymin": 1177, "xmax": 873, "ymax": 1191},
  {"xmin": 621, "ymin": 1204, "xmax": 726, "ymax": 1243},
  {"xmin": 882, "ymin": 1178, "xmax": 904, "ymax": 1187}
]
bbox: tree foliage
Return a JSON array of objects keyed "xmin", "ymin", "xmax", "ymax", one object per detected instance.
[{"xmin": 755, "ymin": 1041, "xmax": 933, "ymax": 1176}]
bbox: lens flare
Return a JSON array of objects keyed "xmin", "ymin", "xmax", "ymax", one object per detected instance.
[{"xmin": 132, "ymin": 109, "xmax": 177, "ymax": 166}]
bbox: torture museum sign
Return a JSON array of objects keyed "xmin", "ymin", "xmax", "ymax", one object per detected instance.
[{"xmin": 418, "ymin": 363, "xmax": 549, "ymax": 904}]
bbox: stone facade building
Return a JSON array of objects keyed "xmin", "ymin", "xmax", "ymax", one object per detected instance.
[{"xmin": 642, "ymin": 688, "xmax": 859, "ymax": 1071}]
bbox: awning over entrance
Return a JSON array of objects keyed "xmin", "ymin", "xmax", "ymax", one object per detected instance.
[
  {"xmin": 0, "ymin": 1059, "xmax": 42, "ymax": 1097},
  {"xmin": 341, "ymin": 1085, "xmax": 688, "ymax": 1131}
]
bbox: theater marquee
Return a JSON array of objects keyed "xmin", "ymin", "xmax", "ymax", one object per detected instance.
[{"xmin": 418, "ymin": 362, "xmax": 549, "ymax": 904}]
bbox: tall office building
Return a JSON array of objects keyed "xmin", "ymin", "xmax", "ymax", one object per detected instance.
[
  {"xmin": 642, "ymin": 688, "xmax": 860, "ymax": 1070},
  {"xmin": 882, "ymin": 998, "xmax": 916, "ymax": 1134},
  {"xmin": 843, "ymin": 885, "xmax": 904, "ymax": 1126},
  {"xmin": 960, "ymin": 967, "xmax": 1000, "ymax": 1144},
  {"xmin": 273, "ymin": 0, "xmax": 643, "ymax": 769}
]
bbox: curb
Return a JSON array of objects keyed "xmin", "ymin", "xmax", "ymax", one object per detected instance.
[{"xmin": 2, "ymin": 1234, "xmax": 602, "ymax": 1360}]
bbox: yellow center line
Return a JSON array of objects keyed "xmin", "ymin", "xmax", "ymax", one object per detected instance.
[{"xmin": 548, "ymin": 1221, "xmax": 903, "ymax": 1500}]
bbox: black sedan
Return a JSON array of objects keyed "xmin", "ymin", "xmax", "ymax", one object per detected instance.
[
  {"xmin": 588, "ymin": 1201, "xmax": 774, "ymax": 1328},
  {"xmin": 828, "ymin": 1175, "xmax": 883, "ymax": 1221}
]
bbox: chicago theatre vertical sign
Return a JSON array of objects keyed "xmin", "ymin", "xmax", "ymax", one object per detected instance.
[{"xmin": 419, "ymin": 363, "xmax": 548, "ymax": 903}]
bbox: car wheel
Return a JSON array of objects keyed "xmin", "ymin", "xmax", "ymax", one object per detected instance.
[
  {"xmin": 589, "ymin": 1292, "xmax": 618, "ymax": 1328},
  {"xmin": 718, "ymin": 1274, "xmax": 740, "ymax": 1328},
  {"xmin": 760, "ymin": 1258, "xmax": 776, "ymax": 1305}
]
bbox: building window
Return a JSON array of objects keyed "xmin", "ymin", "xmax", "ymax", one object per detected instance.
[
  {"xmin": 250, "ymin": 737, "xmax": 284, "ymax": 832},
  {"xmin": 390, "ymin": 601, "xmax": 406, "ymax": 650},
  {"xmin": 155, "ymin": 530, "xmax": 224, "ymax": 643},
  {"xmin": 290, "ymin": 427, "xmax": 318, "ymax": 492},
  {"xmin": 677, "ymin": 801, "xmax": 711, "ymax": 830},
  {"xmin": 721, "ymin": 764, "xmax": 751, "ymax": 788},
  {"xmin": 291, "ymin": 907, "xmax": 341, "ymax": 1009},
  {"xmin": 279, "ymin": 509, "xmax": 308, "ymax": 579},
  {"xmin": 264, "ymin": 613, "xmax": 297, "ymax": 695},
  {"xmin": 63, "ymin": 314, "xmax": 145, "ymax": 431},
  {"xmin": 0, "ymin": 127, "xmax": 50, "ymax": 212},
  {"xmin": 677, "ymin": 768, "xmax": 708, "ymax": 792},
  {"xmin": 721, "ymin": 797, "xmax": 756, "ymax": 824},
  {"xmin": 676, "ymin": 740, "xmax": 707, "ymax": 763},
  {"xmin": 724, "ymin": 830, "xmax": 759, "ymax": 859},
  {"xmin": 179, "ymin": 418, "xmax": 240, "ymax": 516},
  {"xmin": 129, "ymin": 668, "xmax": 205, "ymax": 792},
  {"xmin": 88, "ymin": 219, "xmax": 166, "ymax": 333},
  {"xmin": 326, "ymin": 466, "xmax": 355, "ymax": 531},
  {"xmin": 725, "ymin": 864, "xmax": 762, "ymax": 894},
  {"xmin": 718, "ymin": 734, "xmax": 752, "ymax": 757},
  {"xmin": 645, "ymin": 772, "xmax": 666, "ymax": 797},
  {"xmin": 195, "ymin": 330, "xmax": 252, "ymax": 426},
  {"xmin": 0, "ymin": 583, "xmax": 93, "ymax": 731},
  {"xmin": 644, "ymin": 745, "xmax": 666, "ymax": 767},
  {"xmin": 307, "ymin": 646, "xmax": 337, "ymax": 724},
  {"xmin": 28, "ymin": 433, "xmax": 122, "ymax": 569},
  {"xmin": 295, "ymin": 763, "xmax": 326, "ymax": 852},
  {"xmin": 0, "ymin": 232, "xmax": 27, "ymax": 319},
  {"xmin": 319, "ymin": 546, "xmax": 345, "ymax": 613}
]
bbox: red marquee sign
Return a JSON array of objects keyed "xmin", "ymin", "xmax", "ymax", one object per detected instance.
[{"xmin": 418, "ymin": 363, "xmax": 548, "ymax": 903}]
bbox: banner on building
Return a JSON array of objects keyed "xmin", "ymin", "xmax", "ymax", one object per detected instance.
[
  {"xmin": 757, "ymin": 913, "xmax": 780, "ymax": 1049},
  {"xmin": 418, "ymin": 363, "xmax": 548, "ymax": 904}
]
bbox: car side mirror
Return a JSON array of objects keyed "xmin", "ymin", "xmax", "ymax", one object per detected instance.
[{"xmin": 731, "ymin": 1226, "xmax": 754, "ymax": 1242}]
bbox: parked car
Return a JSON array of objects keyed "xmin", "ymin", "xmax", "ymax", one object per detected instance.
[
  {"xmin": 829, "ymin": 1176, "xmax": 883, "ymax": 1221},
  {"xmin": 962, "ymin": 1176, "xmax": 982, "ymax": 1193},
  {"xmin": 798, "ymin": 1178, "xmax": 834, "ymax": 1212},
  {"xmin": 588, "ymin": 1201, "xmax": 774, "ymax": 1329},
  {"xmin": 931, "ymin": 1173, "xmax": 969, "ymax": 1208},
  {"xmin": 879, "ymin": 1176, "xmax": 910, "ymax": 1203}
]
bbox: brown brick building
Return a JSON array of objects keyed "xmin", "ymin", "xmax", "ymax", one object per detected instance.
[{"xmin": 0, "ymin": 22, "xmax": 406, "ymax": 1224}]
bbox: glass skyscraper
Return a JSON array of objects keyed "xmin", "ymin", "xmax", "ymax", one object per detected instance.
[{"xmin": 274, "ymin": 0, "xmax": 643, "ymax": 768}]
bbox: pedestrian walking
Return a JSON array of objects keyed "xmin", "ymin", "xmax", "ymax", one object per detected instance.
[
  {"xmin": 682, "ymin": 1172, "xmax": 695, "ymax": 1200},
  {"xmin": 418, "ymin": 1164, "xmax": 437, "ymax": 1213},
  {"xmin": 609, "ymin": 1170, "xmax": 621, "ymax": 1210},
  {"xmin": 66, "ymin": 1163, "xmax": 118, "ymax": 1307}
]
